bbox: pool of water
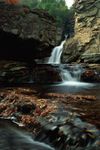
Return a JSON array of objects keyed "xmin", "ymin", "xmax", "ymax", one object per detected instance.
[{"xmin": 34, "ymin": 82, "xmax": 100, "ymax": 97}]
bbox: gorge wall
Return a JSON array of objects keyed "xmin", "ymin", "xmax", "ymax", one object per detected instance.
[{"xmin": 62, "ymin": 0, "xmax": 100, "ymax": 63}]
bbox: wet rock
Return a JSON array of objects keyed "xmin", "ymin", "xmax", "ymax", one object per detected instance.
[
  {"xmin": 32, "ymin": 64, "xmax": 61, "ymax": 84},
  {"xmin": 88, "ymin": 64, "xmax": 100, "ymax": 72},
  {"xmin": 0, "ymin": 2, "xmax": 56, "ymax": 62},
  {"xmin": 0, "ymin": 119, "xmax": 55, "ymax": 150},
  {"xmin": 0, "ymin": 60, "xmax": 30, "ymax": 84},
  {"xmin": 36, "ymin": 111, "xmax": 100, "ymax": 150},
  {"xmin": 0, "ymin": 61, "xmax": 62, "ymax": 84},
  {"xmin": 45, "ymin": 92, "xmax": 100, "ymax": 129},
  {"xmin": 81, "ymin": 69, "xmax": 100, "ymax": 83}
]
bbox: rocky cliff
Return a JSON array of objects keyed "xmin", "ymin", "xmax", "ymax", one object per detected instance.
[
  {"xmin": 62, "ymin": 0, "xmax": 100, "ymax": 63},
  {"xmin": 0, "ymin": 2, "xmax": 56, "ymax": 62}
]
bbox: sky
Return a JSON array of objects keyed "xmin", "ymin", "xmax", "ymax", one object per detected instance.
[{"xmin": 65, "ymin": 0, "xmax": 74, "ymax": 8}]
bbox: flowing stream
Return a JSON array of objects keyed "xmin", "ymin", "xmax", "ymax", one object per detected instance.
[
  {"xmin": 47, "ymin": 40, "xmax": 82, "ymax": 82},
  {"xmin": 0, "ymin": 119, "xmax": 54, "ymax": 150},
  {"xmin": 47, "ymin": 40, "xmax": 93, "ymax": 88}
]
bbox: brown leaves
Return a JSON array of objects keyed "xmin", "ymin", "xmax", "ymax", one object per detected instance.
[
  {"xmin": 21, "ymin": 115, "xmax": 37, "ymax": 126},
  {"xmin": 0, "ymin": 86, "xmax": 99, "ymax": 129},
  {"xmin": 0, "ymin": 87, "xmax": 57, "ymax": 128}
]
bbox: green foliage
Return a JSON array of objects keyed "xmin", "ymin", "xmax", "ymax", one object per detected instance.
[
  {"xmin": 62, "ymin": 6, "xmax": 75, "ymax": 38},
  {"xmin": 21, "ymin": 0, "xmax": 69, "ymax": 27},
  {"xmin": 20, "ymin": 0, "xmax": 75, "ymax": 28},
  {"xmin": 21, "ymin": 0, "xmax": 38, "ymax": 8},
  {"xmin": 36, "ymin": 0, "xmax": 68, "ymax": 27}
]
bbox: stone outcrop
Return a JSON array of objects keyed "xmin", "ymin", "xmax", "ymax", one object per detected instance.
[
  {"xmin": 81, "ymin": 68, "xmax": 100, "ymax": 82},
  {"xmin": 0, "ymin": 60, "xmax": 99, "ymax": 84},
  {"xmin": 0, "ymin": 61, "xmax": 30, "ymax": 84},
  {"xmin": 62, "ymin": 0, "xmax": 100, "ymax": 63},
  {"xmin": 0, "ymin": 61, "xmax": 62, "ymax": 84},
  {"xmin": 32, "ymin": 64, "xmax": 61, "ymax": 84},
  {"xmin": 0, "ymin": 2, "xmax": 56, "ymax": 62}
]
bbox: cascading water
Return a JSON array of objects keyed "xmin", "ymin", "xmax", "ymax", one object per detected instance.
[
  {"xmin": 60, "ymin": 65, "xmax": 82, "ymax": 82},
  {"xmin": 47, "ymin": 40, "xmax": 82, "ymax": 82},
  {"xmin": 48, "ymin": 40, "xmax": 66, "ymax": 64},
  {"xmin": 47, "ymin": 40, "xmax": 93, "ymax": 88}
]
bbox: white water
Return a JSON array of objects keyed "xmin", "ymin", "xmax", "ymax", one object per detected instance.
[
  {"xmin": 60, "ymin": 64, "xmax": 82, "ymax": 82},
  {"xmin": 47, "ymin": 40, "xmax": 93, "ymax": 87},
  {"xmin": 0, "ymin": 120, "xmax": 55, "ymax": 150},
  {"xmin": 48, "ymin": 40, "xmax": 66, "ymax": 64},
  {"xmin": 47, "ymin": 40, "xmax": 82, "ymax": 82}
]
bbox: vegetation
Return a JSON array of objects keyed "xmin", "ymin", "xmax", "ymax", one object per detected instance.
[
  {"xmin": 20, "ymin": 0, "xmax": 75, "ymax": 37},
  {"xmin": 21, "ymin": 0, "xmax": 70, "ymax": 27},
  {"xmin": 21, "ymin": 0, "xmax": 38, "ymax": 8},
  {"xmin": 62, "ymin": 6, "xmax": 75, "ymax": 39},
  {"xmin": 36, "ymin": 0, "xmax": 69, "ymax": 27}
]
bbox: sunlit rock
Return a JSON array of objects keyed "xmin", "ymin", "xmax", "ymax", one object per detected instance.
[{"xmin": 62, "ymin": 0, "xmax": 100, "ymax": 63}]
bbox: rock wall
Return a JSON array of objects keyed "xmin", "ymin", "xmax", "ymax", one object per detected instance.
[
  {"xmin": 62, "ymin": 0, "xmax": 100, "ymax": 63},
  {"xmin": 0, "ymin": 2, "xmax": 56, "ymax": 62}
]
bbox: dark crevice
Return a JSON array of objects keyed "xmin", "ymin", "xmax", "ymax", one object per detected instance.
[{"xmin": 0, "ymin": 29, "xmax": 43, "ymax": 62}]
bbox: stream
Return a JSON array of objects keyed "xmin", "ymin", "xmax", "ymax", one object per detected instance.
[{"xmin": 0, "ymin": 40, "xmax": 100, "ymax": 150}]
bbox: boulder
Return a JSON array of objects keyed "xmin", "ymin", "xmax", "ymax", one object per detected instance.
[
  {"xmin": 32, "ymin": 64, "xmax": 61, "ymax": 84},
  {"xmin": 62, "ymin": 0, "xmax": 100, "ymax": 63},
  {"xmin": 81, "ymin": 64, "xmax": 100, "ymax": 82},
  {"xmin": 0, "ymin": 2, "xmax": 56, "ymax": 62},
  {"xmin": 81, "ymin": 69, "xmax": 100, "ymax": 82}
]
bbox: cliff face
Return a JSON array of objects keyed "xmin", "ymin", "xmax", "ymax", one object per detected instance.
[
  {"xmin": 0, "ymin": 2, "xmax": 56, "ymax": 62},
  {"xmin": 62, "ymin": 0, "xmax": 100, "ymax": 63}
]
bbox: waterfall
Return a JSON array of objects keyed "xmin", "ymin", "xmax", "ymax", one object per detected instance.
[
  {"xmin": 47, "ymin": 40, "xmax": 82, "ymax": 82},
  {"xmin": 47, "ymin": 40, "xmax": 93, "ymax": 88},
  {"xmin": 60, "ymin": 65, "xmax": 82, "ymax": 82},
  {"xmin": 48, "ymin": 40, "xmax": 66, "ymax": 64}
]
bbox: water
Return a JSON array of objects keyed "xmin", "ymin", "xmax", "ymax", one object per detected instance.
[
  {"xmin": 48, "ymin": 40, "xmax": 66, "ymax": 64},
  {"xmin": 47, "ymin": 40, "xmax": 83, "ymax": 83},
  {"xmin": 47, "ymin": 40, "xmax": 93, "ymax": 88},
  {"xmin": 0, "ymin": 119, "xmax": 55, "ymax": 150},
  {"xmin": 60, "ymin": 64, "xmax": 83, "ymax": 81},
  {"xmin": 36, "ymin": 110, "xmax": 100, "ymax": 150}
]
